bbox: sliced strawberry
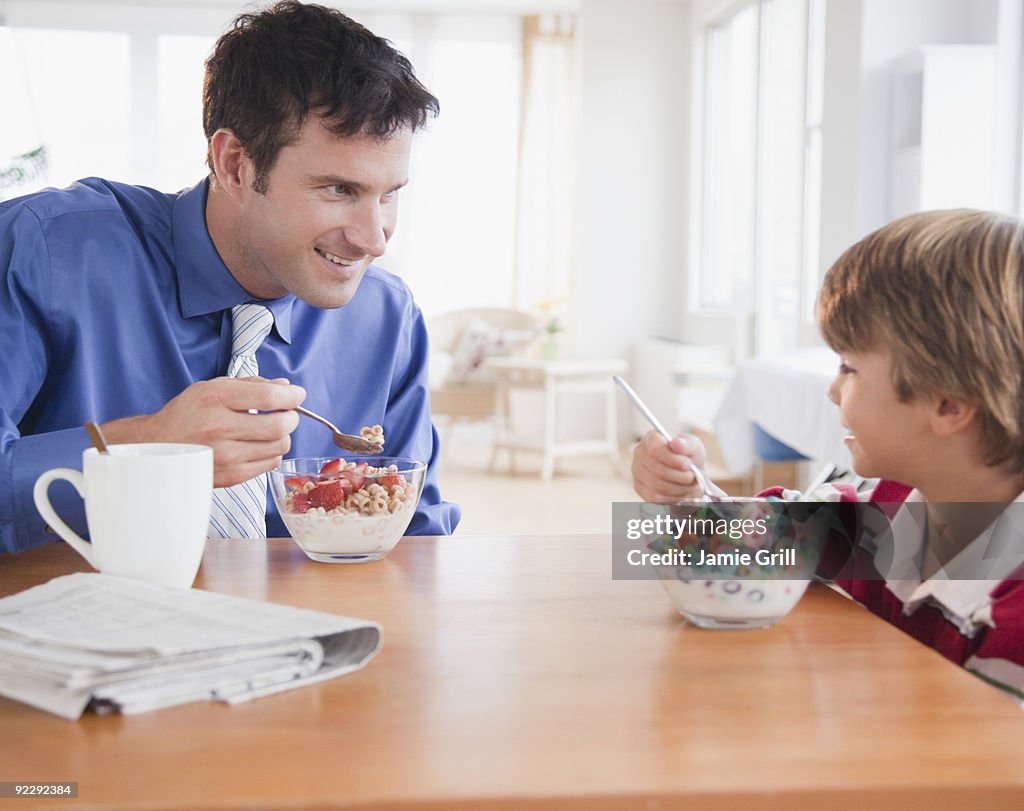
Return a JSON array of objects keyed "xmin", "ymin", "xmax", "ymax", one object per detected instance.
[
  {"xmin": 284, "ymin": 475, "xmax": 314, "ymax": 491},
  {"xmin": 308, "ymin": 480, "xmax": 345, "ymax": 511},
  {"xmin": 340, "ymin": 471, "xmax": 365, "ymax": 490},
  {"xmin": 291, "ymin": 492, "xmax": 310, "ymax": 514},
  {"xmin": 380, "ymin": 473, "xmax": 405, "ymax": 488},
  {"xmin": 319, "ymin": 458, "xmax": 345, "ymax": 475}
]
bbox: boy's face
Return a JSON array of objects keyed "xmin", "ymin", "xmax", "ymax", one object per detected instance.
[
  {"xmin": 826, "ymin": 350, "xmax": 936, "ymax": 482},
  {"xmin": 223, "ymin": 117, "xmax": 412, "ymax": 307}
]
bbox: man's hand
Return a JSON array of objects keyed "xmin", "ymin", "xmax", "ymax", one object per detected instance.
[
  {"xmin": 631, "ymin": 430, "xmax": 712, "ymax": 503},
  {"xmin": 101, "ymin": 377, "xmax": 305, "ymax": 488}
]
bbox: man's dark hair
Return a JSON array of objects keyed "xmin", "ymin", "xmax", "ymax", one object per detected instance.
[{"xmin": 203, "ymin": 0, "xmax": 439, "ymax": 192}]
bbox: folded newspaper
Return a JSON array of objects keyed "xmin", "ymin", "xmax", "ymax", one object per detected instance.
[{"xmin": 0, "ymin": 572, "xmax": 382, "ymax": 720}]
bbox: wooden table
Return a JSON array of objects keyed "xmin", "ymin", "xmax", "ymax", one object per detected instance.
[
  {"xmin": 487, "ymin": 358, "xmax": 627, "ymax": 478},
  {"xmin": 2, "ymin": 535, "xmax": 1023, "ymax": 810}
]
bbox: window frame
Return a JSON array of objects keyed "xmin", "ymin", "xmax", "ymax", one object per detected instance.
[{"xmin": 688, "ymin": 0, "xmax": 825, "ymax": 352}]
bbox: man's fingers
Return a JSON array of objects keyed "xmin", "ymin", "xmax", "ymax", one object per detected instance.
[
  {"xmin": 214, "ymin": 436, "xmax": 292, "ymax": 466},
  {"xmin": 236, "ymin": 375, "xmax": 294, "ymax": 386},
  {"xmin": 196, "ymin": 410, "xmax": 298, "ymax": 444},
  {"xmin": 215, "ymin": 378, "xmax": 306, "ymax": 411},
  {"xmin": 212, "ymin": 439, "xmax": 292, "ymax": 487},
  {"xmin": 240, "ymin": 411, "xmax": 299, "ymax": 441},
  {"xmin": 214, "ymin": 458, "xmax": 283, "ymax": 489}
]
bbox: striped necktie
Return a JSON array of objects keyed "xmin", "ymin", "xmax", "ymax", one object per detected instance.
[{"xmin": 208, "ymin": 303, "xmax": 275, "ymax": 539}]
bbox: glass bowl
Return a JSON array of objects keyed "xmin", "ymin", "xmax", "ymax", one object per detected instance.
[
  {"xmin": 269, "ymin": 456, "xmax": 426, "ymax": 563},
  {"xmin": 648, "ymin": 499, "xmax": 831, "ymax": 629}
]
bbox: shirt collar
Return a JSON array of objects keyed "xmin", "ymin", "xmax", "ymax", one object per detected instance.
[
  {"xmin": 882, "ymin": 489, "xmax": 1024, "ymax": 634},
  {"xmin": 172, "ymin": 178, "xmax": 294, "ymax": 344}
]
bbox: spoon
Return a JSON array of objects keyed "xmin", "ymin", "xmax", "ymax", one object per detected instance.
[
  {"xmin": 84, "ymin": 421, "xmax": 110, "ymax": 454},
  {"xmin": 612, "ymin": 375, "xmax": 717, "ymax": 501},
  {"xmin": 295, "ymin": 406, "xmax": 383, "ymax": 455}
]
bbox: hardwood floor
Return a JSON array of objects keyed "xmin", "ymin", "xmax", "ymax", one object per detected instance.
[
  {"xmin": 435, "ymin": 434, "xmax": 763, "ymax": 536},
  {"xmin": 437, "ymin": 442, "xmax": 636, "ymax": 536}
]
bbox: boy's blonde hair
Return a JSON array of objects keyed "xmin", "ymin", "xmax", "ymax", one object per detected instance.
[{"xmin": 817, "ymin": 209, "xmax": 1024, "ymax": 473}]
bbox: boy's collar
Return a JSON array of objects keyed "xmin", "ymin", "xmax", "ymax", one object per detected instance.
[{"xmin": 882, "ymin": 489, "xmax": 1024, "ymax": 635}]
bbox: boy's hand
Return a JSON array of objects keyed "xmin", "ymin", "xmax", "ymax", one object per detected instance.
[
  {"xmin": 631, "ymin": 430, "xmax": 710, "ymax": 503},
  {"xmin": 99, "ymin": 377, "xmax": 306, "ymax": 488}
]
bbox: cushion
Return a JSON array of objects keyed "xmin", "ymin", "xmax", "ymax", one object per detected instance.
[{"xmin": 446, "ymin": 319, "xmax": 535, "ymax": 383}]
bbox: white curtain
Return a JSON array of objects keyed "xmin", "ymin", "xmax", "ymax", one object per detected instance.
[{"xmin": 513, "ymin": 15, "xmax": 578, "ymax": 330}]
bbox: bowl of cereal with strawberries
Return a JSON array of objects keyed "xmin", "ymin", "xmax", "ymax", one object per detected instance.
[{"xmin": 269, "ymin": 456, "xmax": 426, "ymax": 563}]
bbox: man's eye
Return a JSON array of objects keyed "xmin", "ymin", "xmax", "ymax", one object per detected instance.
[{"xmin": 327, "ymin": 185, "xmax": 352, "ymax": 196}]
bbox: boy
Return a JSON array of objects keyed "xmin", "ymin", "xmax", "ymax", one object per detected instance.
[{"xmin": 632, "ymin": 209, "xmax": 1024, "ymax": 703}]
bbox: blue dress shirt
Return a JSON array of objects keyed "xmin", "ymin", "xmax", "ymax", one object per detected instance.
[{"xmin": 0, "ymin": 177, "xmax": 460, "ymax": 553}]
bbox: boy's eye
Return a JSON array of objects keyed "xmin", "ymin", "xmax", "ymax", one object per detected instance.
[{"xmin": 838, "ymin": 362, "xmax": 855, "ymax": 375}]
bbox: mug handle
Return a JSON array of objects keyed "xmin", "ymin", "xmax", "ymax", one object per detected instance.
[{"xmin": 33, "ymin": 468, "xmax": 98, "ymax": 569}]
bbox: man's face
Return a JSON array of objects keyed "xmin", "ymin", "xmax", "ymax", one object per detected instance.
[{"xmin": 227, "ymin": 117, "xmax": 411, "ymax": 307}]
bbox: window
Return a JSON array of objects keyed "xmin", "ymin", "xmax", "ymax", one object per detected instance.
[
  {"xmin": 699, "ymin": 4, "xmax": 758, "ymax": 312},
  {"xmin": 0, "ymin": 6, "xmax": 575, "ymax": 327},
  {"xmin": 1, "ymin": 27, "xmax": 132, "ymax": 198},
  {"xmin": 694, "ymin": 0, "xmax": 825, "ymax": 354},
  {"xmin": 0, "ymin": 26, "xmax": 208, "ymax": 196},
  {"xmin": 157, "ymin": 35, "xmax": 216, "ymax": 192},
  {"xmin": 376, "ymin": 15, "xmax": 523, "ymax": 317}
]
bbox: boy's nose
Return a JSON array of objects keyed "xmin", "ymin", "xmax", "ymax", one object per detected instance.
[{"xmin": 826, "ymin": 376, "xmax": 840, "ymax": 405}]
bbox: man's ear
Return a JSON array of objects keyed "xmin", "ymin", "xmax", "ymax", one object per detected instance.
[
  {"xmin": 208, "ymin": 129, "xmax": 251, "ymax": 195},
  {"xmin": 931, "ymin": 395, "xmax": 977, "ymax": 437}
]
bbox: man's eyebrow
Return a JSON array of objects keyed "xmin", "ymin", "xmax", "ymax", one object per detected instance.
[{"xmin": 309, "ymin": 175, "xmax": 409, "ymax": 193}]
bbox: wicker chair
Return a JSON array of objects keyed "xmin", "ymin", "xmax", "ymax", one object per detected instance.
[{"xmin": 427, "ymin": 308, "xmax": 539, "ymax": 429}]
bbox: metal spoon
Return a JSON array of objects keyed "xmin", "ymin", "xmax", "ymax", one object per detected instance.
[
  {"xmin": 612, "ymin": 375, "xmax": 717, "ymax": 501},
  {"xmin": 295, "ymin": 406, "xmax": 383, "ymax": 455}
]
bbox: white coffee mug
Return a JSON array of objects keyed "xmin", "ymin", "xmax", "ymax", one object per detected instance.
[{"xmin": 33, "ymin": 443, "xmax": 214, "ymax": 589}]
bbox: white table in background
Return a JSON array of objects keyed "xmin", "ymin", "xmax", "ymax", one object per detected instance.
[
  {"xmin": 487, "ymin": 357, "xmax": 627, "ymax": 479},
  {"xmin": 712, "ymin": 347, "xmax": 850, "ymax": 475}
]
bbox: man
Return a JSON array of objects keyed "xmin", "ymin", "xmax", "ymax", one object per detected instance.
[{"xmin": 0, "ymin": 1, "xmax": 460, "ymax": 553}]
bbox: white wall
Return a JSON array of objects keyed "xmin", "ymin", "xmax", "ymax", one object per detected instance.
[
  {"xmin": 817, "ymin": 0, "xmax": 864, "ymax": 293},
  {"xmin": 856, "ymin": 0, "xmax": 1000, "ymax": 237},
  {"xmin": 818, "ymin": 0, "xmax": 1009, "ymax": 271},
  {"xmin": 684, "ymin": 0, "xmax": 1011, "ymax": 363},
  {"xmin": 573, "ymin": 0, "xmax": 690, "ymax": 362}
]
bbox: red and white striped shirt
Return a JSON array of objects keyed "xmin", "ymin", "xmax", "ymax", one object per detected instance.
[{"xmin": 761, "ymin": 480, "xmax": 1024, "ymax": 706}]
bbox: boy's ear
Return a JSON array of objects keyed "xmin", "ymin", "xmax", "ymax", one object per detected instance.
[{"xmin": 931, "ymin": 395, "xmax": 977, "ymax": 436}]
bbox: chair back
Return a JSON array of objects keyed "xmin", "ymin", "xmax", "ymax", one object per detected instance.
[{"xmin": 428, "ymin": 308, "xmax": 539, "ymax": 353}]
